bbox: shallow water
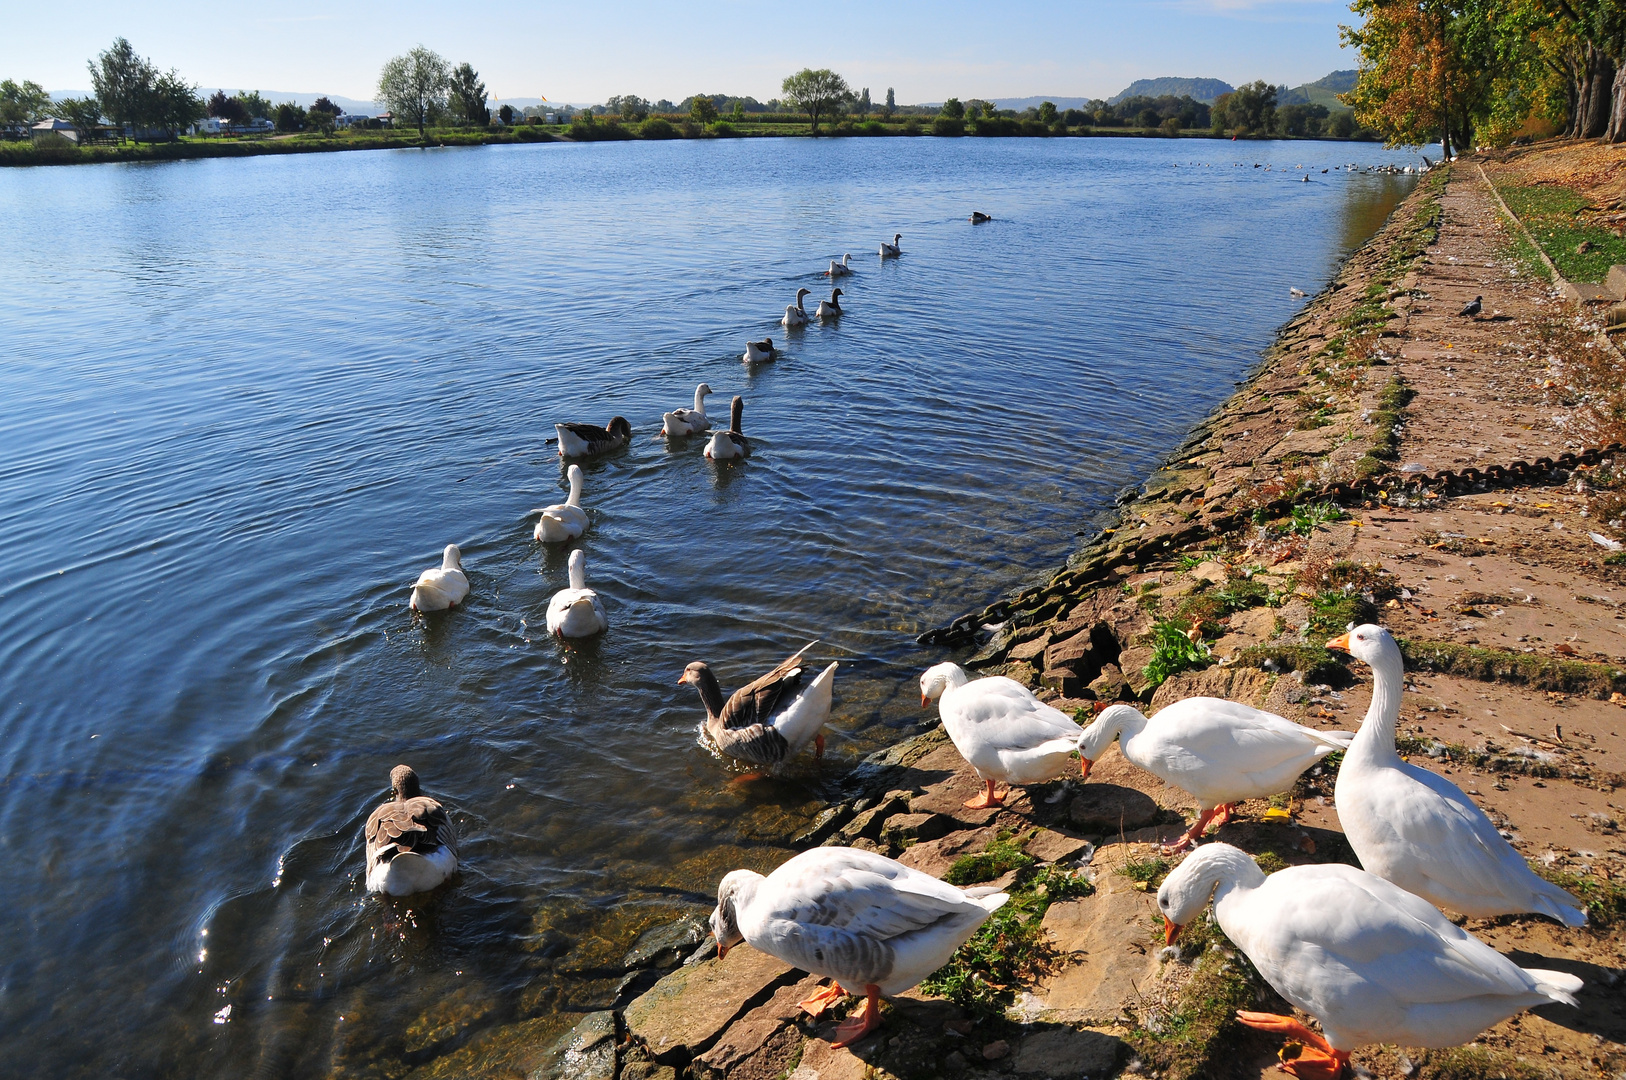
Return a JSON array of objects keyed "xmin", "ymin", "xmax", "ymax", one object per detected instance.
[{"xmin": 0, "ymin": 136, "xmax": 1418, "ymax": 1078}]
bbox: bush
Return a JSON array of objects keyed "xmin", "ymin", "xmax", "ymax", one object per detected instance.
[
  {"xmin": 514, "ymin": 125, "xmax": 547, "ymax": 143},
  {"xmin": 858, "ymin": 120, "xmax": 887, "ymax": 135},
  {"xmin": 903, "ymin": 118, "xmax": 922, "ymax": 135},
  {"xmin": 709, "ymin": 120, "xmax": 738, "ymax": 137},
  {"xmin": 932, "ymin": 116, "xmax": 965, "ymax": 136},
  {"xmin": 639, "ymin": 117, "xmax": 677, "ymax": 139}
]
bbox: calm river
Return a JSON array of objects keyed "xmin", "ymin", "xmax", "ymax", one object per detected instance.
[{"xmin": 0, "ymin": 135, "xmax": 1418, "ymax": 1078}]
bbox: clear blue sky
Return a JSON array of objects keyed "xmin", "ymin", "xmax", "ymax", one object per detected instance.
[{"xmin": 9, "ymin": 0, "xmax": 1358, "ymax": 105}]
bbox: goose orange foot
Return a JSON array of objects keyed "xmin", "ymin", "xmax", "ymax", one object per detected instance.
[
  {"xmin": 1236, "ymin": 1012, "xmax": 1350, "ymax": 1080},
  {"xmin": 963, "ymin": 778, "xmax": 1008, "ymax": 809},
  {"xmin": 798, "ymin": 983, "xmax": 848, "ymax": 1016},
  {"xmin": 830, "ymin": 985, "xmax": 882, "ymax": 1049},
  {"xmin": 1161, "ymin": 805, "xmax": 1223, "ymax": 853}
]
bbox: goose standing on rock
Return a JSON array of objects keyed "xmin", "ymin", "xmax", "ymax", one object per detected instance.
[
  {"xmin": 743, "ymin": 337, "xmax": 775, "ymax": 364},
  {"xmin": 680, "ymin": 640, "xmax": 837, "ymax": 768},
  {"xmin": 824, "ymin": 253, "xmax": 854, "ymax": 277},
  {"xmin": 1326, "ymin": 625, "xmax": 1587, "ymax": 925},
  {"xmin": 782, "ymin": 288, "xmax": 810, "ymax": 327},
  {"xmin": 920, "ymin": 662, "xmax": 1082, "ymax": 809},
  {"xmin": 1159, "ymin": 843, "xmax": 1581, "ymax": 1080},
  {"xmin": 545, "ymin": 548, "xmax": 607, "ymax": 638},
  {"xmin": 815, "ymin": 288, "xmax": 842, "ymax": 319},
  {"xmin": 1076, "ymin": 700, "xmax": 1352, "ymax": 852},
  {"xmin": 530, "ymin": 464, "xmax": 589, "ymax": 542},
  {"xmin": 365, "ymin": 765, "xmax": 459, "ymax": 896},
  {"xmin": 410, "ymin": 544, "xmax": 470, "ymax": 612},
  {"xmin": 879, "ymin": 233, "xmax": 901, "ymax": 258},
  {"xmin": 711, "ymin": 846, "xmax": 1008, "ymax": 1047},
  {"xmin": 661, "ymin": 383, "xmax": 713, "ymax": 438},
  {"xmin": 556, "ymin": 417, "xmax": 632, "ymax": 458},
  {"xmin": 705, "ymin": 396, "xmax": 751, "ymax": 461}
]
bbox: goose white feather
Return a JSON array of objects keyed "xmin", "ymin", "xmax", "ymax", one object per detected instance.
[
  {"xmin": 705, "ymin": 395, "xmax": 751, "ymax": 461},
  {"xmin": 1159, "ymin": 843, "xmax": 1580, "ymax": 1072},
  {"xmin": 1076, "ymin": 699, "xmax": 1352, "ymax": 851},
  {"xmin": 410, "ymin": 544, "xmax": 470, "ymax": 612},
  {"xmin": 365, "ymin": 765, "xmax": 458, "ymax": 896},
  {"xmin": 546, "ymin": 548, "xmax": 607, "ymax": 638},
  {"xmin": 743, "ymin": 338, "xmax": 774, "ymax": 364},
  {"xmin": 1327, "ymin": 625, "xmax": 1586, "ymax": 925},
  {"xmin": 824, "ymin": 253, "xmax": 853, "ymax": 276},
  {"xmin": 815, "ymin": 288, "xmax": 842, "ymax": 319},
  {"xmin": 530, "ymin": 464, "xmax": 589, "ymax": 542},
  {"xmin": 681, "ymin": 641, "xmax": 836, "ymax": 768},
  {"xmin": 879, "ymin": 233, "xmax": 901, "ymax": 258},
  {"xmin": 661, "ymin": 383, "xmax": 713, "ymax": 438},
  {"xmin": 712, "ymin": 846, "xmax": 1007, "ymax": 1046},
  {"xmin": 920, "ymin": 662, "xmax": 1081, "ymax": 808},
  {"xmin": 782, "ymin": 288, "xmax": 810, "ymax": 327},
  {"xmin": 555, "ymin": 417, "xmax": 632, "ymax": 458}
]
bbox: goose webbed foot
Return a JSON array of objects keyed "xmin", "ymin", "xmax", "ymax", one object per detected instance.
[
  {"xmin": 797, "ymin": 982, "xmax": 848, "ymax": 1016},
  {"xmin": 1235, "ymin": 1012, "xmax": 1349, "ymax": 1080},
  {"xmin": 830, "ymin": 985, "xmax": 881, "ymax": 1048},
  {"xmin": 962, "ymin": 778, "xmax": 1007, "ymax": 809}
]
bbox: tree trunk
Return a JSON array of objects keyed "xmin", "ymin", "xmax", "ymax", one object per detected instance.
[
  {"xmin": 1606, "ymin": 61, "xmax": 1626, "ymax": 143},
  {"xmin": 1580, "ymin": 44, "xmax": 1615, "ymax": 139}
]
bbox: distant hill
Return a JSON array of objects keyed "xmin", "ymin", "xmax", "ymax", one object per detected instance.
[
  {"xmin": 1108, "ymin": 77, "xmax": 1233, "ymax": 105},
  {"xmin": 1278, "ymin": 70, "xmax": 1357, "ymax": 111}
]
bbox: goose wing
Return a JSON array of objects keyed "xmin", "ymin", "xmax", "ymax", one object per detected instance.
[
  {"xmin": 366, "ymin": 796, "xmax": 456, "ymax": 859},
  {"xmin": 1140, "ymin": 698, "xmax": 1348, "ymax": 780},
  {"xmin": 949, "ymin": 676, "xmax": 1080, "ymax": 750},
  {"xmin": 558, "ymin": 421, "xmax": 615, "ymax": 448},
  {"xmin": 718, "ymin": 645, "xmax": 812, "ymax": 730},
  {"xmin": 710, "ymin": 720, "xmax": 791, "ymax": 766}
]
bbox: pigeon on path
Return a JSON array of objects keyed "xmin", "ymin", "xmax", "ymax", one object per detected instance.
[{"xmin": 1459, "ymin": 295, "xmax": 1483, "ymax": 317}]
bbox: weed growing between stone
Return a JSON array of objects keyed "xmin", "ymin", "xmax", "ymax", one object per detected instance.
[
  {"xmin": 1141, "ymin": 619, "xmax": 1213, "ymax": 690},
  {"xmin": 943, "ymin": 830, "xmax": 1036, "ymax": 885}
]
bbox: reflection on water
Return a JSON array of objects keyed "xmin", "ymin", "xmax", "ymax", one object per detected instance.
[{"xmin": 0, "ymin": 138, "xmax": 1416, "ymax": 1078}]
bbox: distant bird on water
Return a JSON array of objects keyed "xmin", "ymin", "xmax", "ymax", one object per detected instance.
[
  {"xmin": 970, "ymin": 211, "xmax": 991, "ymax": 223},
  {"xmin": 1290, "ymin": 287, "xmax": 1307, "ymax": 298},
  {"xmin": 743, "ymin": 337, "xmax": 775, "ymax": 364},
  {"xmin": 879, "ymin": 233, "xmax": 902, "ymax": 258},
  {"xmin": 1459, "ymin": 295, "xmax": 1483, "ymax": 318}
]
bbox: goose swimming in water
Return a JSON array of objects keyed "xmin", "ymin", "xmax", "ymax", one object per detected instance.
[
  {"xmin": 782, "ymin": 288, "xmax": 810, "ymax": 327},
  {"xmin": 816, "ymin": 288, "xmax": 842, "ymax": 319},
  {"xmin": 365, "ymin": 765, "xmax": 459, "ymax": 896},
  {"xmin": 530, "ymin": 465, "xmax": 589, "ymax": 542},
  {"xmin": 545, "ymin": 548, "xmax": 607, "ymax": 638},
  {"xmin": 556, "ymin": 417, "xmax": 632, "ymax": 458},
  {"xmin": 970, "ymin": 211, "xmax": 991, "ymax": 223},
  {"xmin": 743, "ymin": 338, "xmax": 775, "ymax": 364},
  {"xmin": 705, "ymin": 396, "xmax": 751, "ymax": 461},
  {"xmin": 680, "ymin": 640, "xmax": 837, "ymax": 768},
  {"xmin": 410, "ymin": 544, "xmax": 470, "ymax": 612},
  {"xmin": 879, "ymin": 233, "xmax": 901, "ymax": 258},
  {"xmin": 824, "ymin": 253, "xmax": 854, "ymax": 277},
  {"xmin": 661, "ymin": 383, "xmax": 713, "ymax": 438},
  {"xmin": 711, "ymin": 847, "xmax": 1007, "ymax": 1048},
  {"xmin": 1290, "ymin": 287, "xmax": 1307, "ymax": 298}
]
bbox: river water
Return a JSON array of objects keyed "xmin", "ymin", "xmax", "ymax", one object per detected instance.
[{"xmin": 0, "ymin": 136, "xmax": 1417, "ymax": 1078}]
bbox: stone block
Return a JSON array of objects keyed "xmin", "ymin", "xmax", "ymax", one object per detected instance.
[
  {"xmin": 692, "ymin": 976, "xmax": 824, "ymax": 1080},
  {"xmin": 1069, "ymin": 746, "xmax": 1166, "ymax": 832},
  {"xmin": 1011, "ymin": 1027, "xmax": 1124, "ymax": 1076},
  {"xmin": 625, "ymin": 946, "xmax": 797, "ymax": 1064},
  {"xmin": 1037, "ymin": 868, "xmax": 1164, "ymax": 1024},
  {"xmin": 528, "ymin": 1010, "xmax": 617, "ymax": 1080},
  {"xmin": 895, "ymin": 826, "xmax": 1000, "ymax": 878},
  {"xmin": 1040, "ymin": 668, "xmax": 1083, "ymax": 698},
  {"xmin": 1606, "ymin": 264, "xmax": 1626, "ymax": 298},
  {"xmin": 794, "ymin": 1035, "xmax": 872, "ymax": 1079},
  {"xmin": 1044, "ymin": 626, "xmax": 1104, "ymax": 680},
  {"xmin": 1008, "ymin": 631, "xmax": 1051, "ymax": 662},
  {"xmin": 834, "ymin": 793, "xmax": 910, "ymax": 844},
  {"xmin": 1087, "ymin": 664, "xmax": 1130, "ymax": 702},
  {"xmin": 1024, "ymin": 827, "xmax": 1093, "ymax": 865},
  {"xmin": 881, "ymin": 811, "xmax": 952, "ymax": 847},
  {"xmin": 1118, "ymin": 646, "xmax": 1156, "ymax": 697},
  {"xmin": 1190, "ymin": 561, "xmax": 1228, "ymax": 585},
  {"xmin": 1148, "ymin": 664, "xmax": 1273, "ymax": 712},
  {"xmin": 623, "ymin": 917, "xmax": 709, "ymax": 970}
]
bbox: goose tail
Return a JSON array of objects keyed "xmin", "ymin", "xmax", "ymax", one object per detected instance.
[{"xmin": 1524, "ymin": 968, "xmax": 1583, "ymax": 1006}]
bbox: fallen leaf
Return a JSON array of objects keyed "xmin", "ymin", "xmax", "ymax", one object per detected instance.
[
  {"xmin": 1262, "ymin": 807, "xmax": 1293, "ymax": 823},
  {"xmin": 1555, "ymin": 643, "xmax": 1577, "ymax": 656}
]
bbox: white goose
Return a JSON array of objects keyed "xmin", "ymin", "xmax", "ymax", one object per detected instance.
[
  {"xmin": 680, "ymin": 640, "xmax": 837, "ymax": 768},
  {"xmin": 704, "ymin": 396, "xmax": 751, "ymax": 461},
  {"xmin": 815, "ymin": 288, "xmax": 843, "ymax": 319},
  {"xmin": 919, "ymin": 662, "xmax": 1081, "ymax": 809},
  {"xmin": 1076, "ymin": 700, "xmax": 1352, "ymax": 852},
  {"xmin": 1327, "ymin": 625, "xmax": 1587, "ymax": 925},
  {"xmin": 529, "ymin": 464, "xmax": 589, "ymax": 542},
  {"xmin": 742, "ymin": 337, "xmax": 775, "ymax": 364},
  {"xmin": 1159, "ymin": 843, "xmax": 1581, "ymax": 1080},
  {"xmin": 661, "ymin": 383, "xmax": 713, "ymax": 438},
  {"xmin": 879, "ymin": 233, "xmax": 902, "ymax": 258},
  {"xmin": 711, "ymin": 846, "xmax": 1007, "ymax": 1048},
  {"xmin": 365, "ymin": 765, "xmax": 459, "ymax": 895},
  {"xmin": 545, "ymin": 548, "xmax": 607, "ymax": 638},
  {"xmin": 824, "ymin": 253, "xmax": 854, "ymax": 277},
  {"xmin": 782, "ymin": 288, "xmax": 810, "ymax": 327},
  {"xmin": 410, "ymin": 544, "xmax": 470, "ymax": 612}
]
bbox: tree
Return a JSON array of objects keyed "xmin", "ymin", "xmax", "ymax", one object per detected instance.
[
  {"xmin": 377, "ymin": 46, "xmax": 451, "ymax": 139},
  {"xmin": 88, "ymin": 37, "xmax": 156, "ymax": 141},
  {"xmin": 884, "ymin": 87, "xmax": 896, "ymax": 117},
  {"xmin": 857, "ymin": 87, "xmax": 871, "ymax": 115},
  {"xmin": 57, "ymin": 96, "xmax": 101, "ymax": 139},
  {"xmin": 940, "ymin": 96, "xmax": 965, "ymax": 119},
  {"xmin": 608, "ymin": 94, "xmax": 649, "ymax": 122},
  {"xmin": 498, "ymin": 103, "xmax": 514, "ymax": 124},
  {"xmin": 0, "ymin": 79, "xmax": 51, "ymax": 125},
  {"xmin": 731, "ymin": 100, "xmax": 745, "ymax": 122},
  {"xmin": 274, "ymin": 102, "xmax": 306, "ymax": 132},
  {"xmin": 690, "ymin": 94, "xmax": 718, "ymax": 123},
  {"xmin": 1161, "ymin": 115, "xmax": 1184, "ymax": 136},
  {"xmin": 1211, "ymin": 80, "xmax": 1277, "ymax": 135},
  {"xmin": 1037, "ymin": 100, "xmax": 1058, "ymax": 125},
  {"xmin": 780, "ymin": 67, "xmax": 852, "ymax": 132},
  {"xmin": 207, "ymin": 90, "xmax": 248, "ymax": 127},
  {"xmin": 449, "ymin": 62, "xmax": 489, "ymax": 125},
  {"xmin": 152, "ymin": 70, "xmax": 203, "ymax": 136},
  {"xmin": 234, "ymin": 91, "xmax": 273, "ymax": 121}
]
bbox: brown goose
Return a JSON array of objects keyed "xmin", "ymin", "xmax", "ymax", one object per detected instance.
[
  {"xmin": 364, "ymin": 765, "xmax": 458, "ymax": 896},
  {"xmin": 705, "ymin": 396, "xmax": 751, "ymax": 461},
  {"xmin": 679, "ymin": 642, "xmax": 838, "ymax": 767},
  {"xmin": 555, "ymin": 416, "xmax": 632, "ymax": 458}
]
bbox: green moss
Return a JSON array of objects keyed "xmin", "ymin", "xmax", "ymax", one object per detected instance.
[
  {"xmin": 1118, "ymin": 855, "xmax": 1171, "ymax": 886},
  {"xmin": 1231, "ymin": 644, "xmax": 1350, "ymax": 686},
  {"xmin": 1253, "ymin": 850, "xmax": 1289, "ymax": 874},
  {"xmin": 943, "ymin": 831, "xmax": 1036, "ymax": 885},
  {"xmin": 1128, "ymin": 915, "xmax": 1267, "ymax": 1080},
  {"xmin": 1364, "ymin": 375, "xmax": 1415, "ymax": 463},
  {"xmin": 1399, "ymin": 638, "xmax": 1626, "ymax": 699}
]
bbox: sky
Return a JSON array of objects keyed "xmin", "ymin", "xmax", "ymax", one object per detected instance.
[{"xmin": 7, "ymin": 0, "xmax": 1360, "ymax": 106}]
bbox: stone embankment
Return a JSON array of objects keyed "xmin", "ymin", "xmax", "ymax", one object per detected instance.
[{"xmin": 528, "ymin": 159, "xmax": 1626, "ymax": 1080}]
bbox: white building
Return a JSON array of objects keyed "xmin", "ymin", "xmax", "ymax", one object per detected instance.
[{"xmin": 31, "ymin": 118, "xmax": 78, "ymax": 144}]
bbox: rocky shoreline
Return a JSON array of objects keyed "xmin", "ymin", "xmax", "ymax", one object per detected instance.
[{"xmin": 508, "ymin": 159, "xmax": 1626, "ymax": 1080}]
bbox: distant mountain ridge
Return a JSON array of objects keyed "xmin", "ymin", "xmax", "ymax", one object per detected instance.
[
  {"xmin": 1278, "ymin": 70, "xmax": 1357, "ymax": 111},
  {"xmin": 1108, "ymin": 77, "xmax": 1233, "ymax": 105}
]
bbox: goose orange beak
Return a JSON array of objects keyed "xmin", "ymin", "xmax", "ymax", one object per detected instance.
[
  {"xmin": 920, "ymin": 695, "xmax": 929, "ymax": 708},
  {"xmin": 1164, "ymin": 917, "xmax": 1181, "ymax": 945},
  {"xmin": 717, "ymin": 939, "xmax": 730, "ymax": 959},
  {"xmin": 1324, "ymin": 632, "xmax": 1351, "ymax": 653},
  {"xmin": 1079, "ymin": 756, "xmax": 1093, "ymax": 780}
]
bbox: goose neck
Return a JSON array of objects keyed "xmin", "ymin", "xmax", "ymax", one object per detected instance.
[
  {"xmin": 567, "ymin": 554, "xmax": 587, "ymax": 591},
  {"xmin": 693, "ymin": 387, "xmax": 709, "ymax": 413},
  {"xmin": 692, "ymin": 665, "xmax": 727, "ymax": 720},
  {"xmin": 1350, "ymin": 648, "xmax": 1406, "ymax": 763},
  {"xmin": 566, "ymin": 470, "xmax": 583, "ymax": 507}
]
